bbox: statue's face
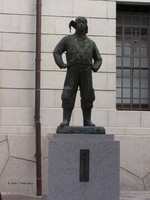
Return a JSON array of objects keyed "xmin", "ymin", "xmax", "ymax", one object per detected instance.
[{"xmin": 76, "ymin": 18, "xmax": 87, "ymax": 32}]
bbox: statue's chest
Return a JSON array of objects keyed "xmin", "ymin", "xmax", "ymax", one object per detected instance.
[{"xmin": 68, "ymin": 37, "xmax": 92, "ymax": 55}]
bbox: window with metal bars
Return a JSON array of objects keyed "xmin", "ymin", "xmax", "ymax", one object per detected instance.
[{"xmin": 116, "ymin": 5, "xmax": 150, "ymax": 110}]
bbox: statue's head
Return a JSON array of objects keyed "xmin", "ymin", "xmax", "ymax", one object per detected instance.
[{"xmin": 69, "ymin": 16, "xmax": 88, "ymax": 34}]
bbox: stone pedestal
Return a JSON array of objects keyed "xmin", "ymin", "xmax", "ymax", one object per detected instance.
[{"xmin": 47, "ymin": 127, "xmax": 120, "ymax": 200}]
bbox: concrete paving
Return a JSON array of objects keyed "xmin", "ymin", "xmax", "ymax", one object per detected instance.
[
  {"xmin": 120, "ymin": 192, "xmax": 150, "ymax": 200},
  {"xmin": 1, "ymin": 194, "xmax": 46, "ymax": 200},
  {"xmin": 1, "ymin": 192, "xmax": 150, "ymax": 200}
]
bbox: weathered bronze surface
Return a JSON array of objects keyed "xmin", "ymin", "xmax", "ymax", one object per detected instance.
[
  {"xmin": 56, "ymin": 126, "xmax": 105, "ymax": 134},
  {"xmin": 53, "ymin": 16, "xmax": 102, "ymax": 127}
]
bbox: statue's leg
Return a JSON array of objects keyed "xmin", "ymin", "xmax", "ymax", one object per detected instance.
[
  {"xmin": 60, "ymin": 108, "xmax": 73, "ymax": 126},
  {"xmin": 82, "ymin": 109, "xmax": 95, "ymax": 126},
  {"xmin": 80, "ymin": 67, "xmax": 95, "ymax": 126},
  {"xmin": 60, "ymin": 66, "xmax": 79, "ymax": 126}
]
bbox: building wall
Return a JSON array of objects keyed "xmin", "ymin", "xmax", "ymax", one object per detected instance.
[
  {"xmin": 0, "ymin": 0, "xmax": 150, "ymax": 195},
  {"xmin": 0, "ymin": 0, "xmax": 37, "ymax": 195}
]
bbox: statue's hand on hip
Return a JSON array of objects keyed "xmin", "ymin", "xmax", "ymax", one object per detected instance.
[
  {"xmin": 63, "ymin": 63, "xmax": 71, "ymax": 69},
  {"xmin": 91, "ymin": 65, "xmax": 98, "ymax": 72}
]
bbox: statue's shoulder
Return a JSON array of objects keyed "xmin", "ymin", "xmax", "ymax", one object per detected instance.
[
  {"xmin": 86, "ymin": 36, "xmax": 97, "ymax": 49},
  {"xmin": 62, "ymin": 34, "xmax": 75, "ymax": 42},
  {"xmin": 86, "ymin": 36, "xmax": 95, "ymax": 44},
  {"xmin": 67, "ymin": 34, "xmax": 76, "ymax": 40}
]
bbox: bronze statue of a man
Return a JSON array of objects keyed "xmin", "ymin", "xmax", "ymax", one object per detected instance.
[{"xmin": 53, "ymin": 16, "xmax": 102, "ymax": 127}]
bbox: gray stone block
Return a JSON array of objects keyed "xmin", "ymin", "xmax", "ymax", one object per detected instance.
[
  {"xmin": 53, "ymin": 133, "xmax": 114, "ymax": 141},
  {"xmin": 48, "ymin": 134, "xmax": 120, "ymax": 200}
]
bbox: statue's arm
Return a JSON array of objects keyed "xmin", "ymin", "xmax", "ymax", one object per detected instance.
[
  {"xmin": 92, "ymin": 42, "xmax": 102, "ymax": 72},
  {"xmin": 53, "ymin": 37, "xmax": 67, "ymax": 69}
]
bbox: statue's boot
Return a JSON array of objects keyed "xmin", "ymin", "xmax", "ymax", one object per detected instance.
[
  {"xmin": 60, "ymin": 108, "xmax": 72, "ymax": 126},
  {"xmin": 82, "ymin": 109, "xmax": 95, "ymax": 126}
]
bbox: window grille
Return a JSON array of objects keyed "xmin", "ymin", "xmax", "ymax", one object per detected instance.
[{"xmin": 116, "ymin": 5, "xmax": 150, "ymax": 110}]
